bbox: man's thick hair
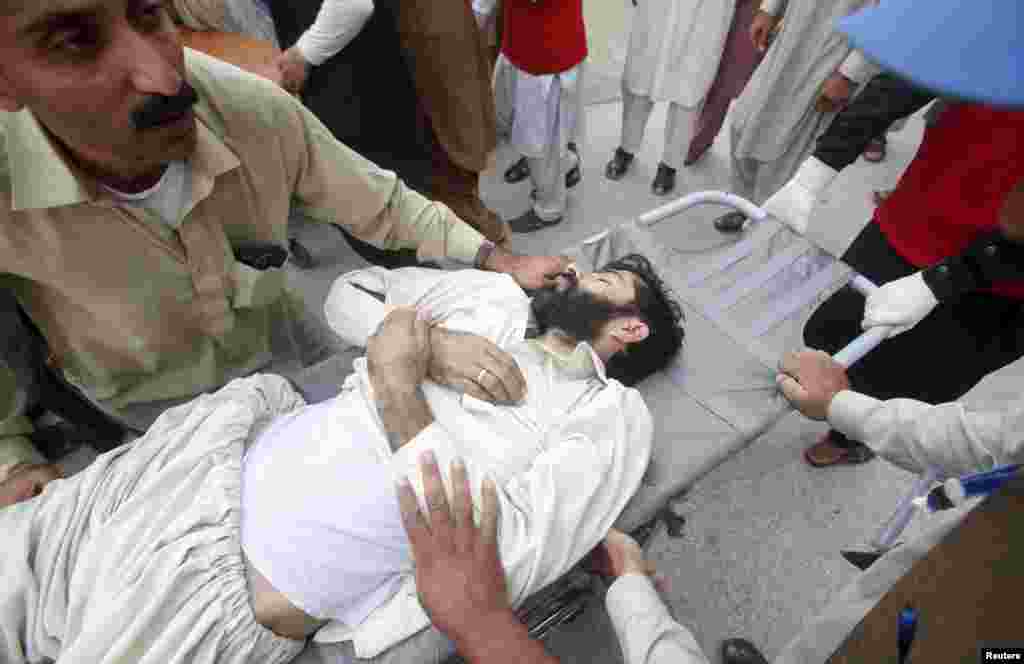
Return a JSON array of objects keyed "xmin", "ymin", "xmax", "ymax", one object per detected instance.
[{"xmin": 600, "ymin": 254, "xmax": 685, "ymax": 386}]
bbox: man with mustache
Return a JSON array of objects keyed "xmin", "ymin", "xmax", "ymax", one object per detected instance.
[
  {"xmin": 0, "ymin": 254, "xmax": 685, "ymax": 663},
  {"xmin": 0, "ymin": 0, "xmax": 569, "ymax": 466}
]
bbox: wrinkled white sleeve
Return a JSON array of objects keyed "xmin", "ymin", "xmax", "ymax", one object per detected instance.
[
  {"xmin": 323, "ymin": 267, "xmax": 530, "ymax": 348},
  {"xmin": 828, "ymin": 391, "xmax": 1024, "ymax": 477},
  {"xmin": 395, "ymin": 386, "xmax": 653, "ymax": 605},
  {"xmin": 294, "ymin": 0, "xmax": 374, "ymax": 66},
  {"xmin": 606, "ymin": 575, "xmax": 710, "ymax": 664}
]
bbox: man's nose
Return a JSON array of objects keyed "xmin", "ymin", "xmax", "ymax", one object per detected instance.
[{"xmin": 118, "ymin": 26, "xmax": 183, "ymax": 97}]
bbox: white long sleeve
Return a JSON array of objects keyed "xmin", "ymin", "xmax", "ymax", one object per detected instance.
[
  {"xmin": 606, "ymin": 575, "xmax": 710, "ymax": 664},
  {"xmin": 828, "ymin": 390, "xmax": 1024, "ymax": 477},
  {"xmin": 294, "ymin": 0, "xmax": 374, "ymax": 67}
]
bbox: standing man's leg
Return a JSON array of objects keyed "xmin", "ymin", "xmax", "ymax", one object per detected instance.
[
  {"xmin": 607, "ymin": 85, "xmax": 653, "ymax": 181},
  {"xmin": 714, "ymin": 113, "xmax": 760, "ymax": 232},
  {"xmin": 652, "ymin": 101, "xmax": 701, "ymax": 196},
  {"xmin": 509, "ymin": 68, "xmax": 578, "ymax": 232}
]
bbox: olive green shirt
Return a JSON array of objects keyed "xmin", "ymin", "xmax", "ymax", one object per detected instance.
[{"xmin": 0, "ymin": 48, "xmax": 487, "ymax": 457}]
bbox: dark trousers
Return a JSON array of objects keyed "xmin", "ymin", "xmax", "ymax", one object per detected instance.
[
  {"xmin": 804, "ymin": 222, "xmax": 1024, "ymax": 446},
  {"xmin": 269, "ymin": 0, "xmax": 428, "ymax": 270}
]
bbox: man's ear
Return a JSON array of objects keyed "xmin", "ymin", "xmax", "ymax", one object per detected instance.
[{"xmin": 612, "ymin": 317, "xmax": 649, "ymax": 347}]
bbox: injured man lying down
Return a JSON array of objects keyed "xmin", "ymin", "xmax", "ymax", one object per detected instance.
[{"xmin": 0, "ymin": 254, "xmax": 684, "ymax": 664}]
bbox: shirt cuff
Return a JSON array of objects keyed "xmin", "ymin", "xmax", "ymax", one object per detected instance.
[
  {"xmin": 827, "ymin": 390, "xmax": 883, "ymax": 444},
  {"xmin": 606, "ymin": 574, "xmax": 667, "ymax": 632}
]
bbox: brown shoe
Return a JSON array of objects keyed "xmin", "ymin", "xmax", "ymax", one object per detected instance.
[{"xmin": 804, "ymin": 433, "xmax": 875, "ymax": 468}]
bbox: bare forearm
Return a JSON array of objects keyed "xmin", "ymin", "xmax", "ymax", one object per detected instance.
[
  {"xmin": 374, "ymin": 382, "xmax": 434, "ymax": 451},
  {"xmin": 454, "ymin": 611, "xmax": 559, "ymax": 664}
]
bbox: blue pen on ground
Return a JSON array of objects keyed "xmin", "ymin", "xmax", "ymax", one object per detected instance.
[
  {"xmin": 897, "ymin": 605, "xmax": 918, "ymax": 664},
  {"xmin": 912, "ymin": 464, "xmax": 1023, "ymax": 512}
]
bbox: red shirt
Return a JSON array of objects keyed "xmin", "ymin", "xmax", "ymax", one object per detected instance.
[
  {"xmin": 501, "ymin": 0, "xmax": 587, "ymax": 76},
  {"xmin": 875, "ymin": 103, "xmax": 1024, "ymax": 300}
]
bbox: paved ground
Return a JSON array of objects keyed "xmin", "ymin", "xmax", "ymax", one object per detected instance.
[{"xmin": 57, "ymin": 4, "xmax": 1024, "ymax": 662}]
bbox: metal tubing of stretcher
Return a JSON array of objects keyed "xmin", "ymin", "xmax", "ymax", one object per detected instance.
[{"xmin": 635, "ymin": 190, "xmax": 769, "ymax": 227}]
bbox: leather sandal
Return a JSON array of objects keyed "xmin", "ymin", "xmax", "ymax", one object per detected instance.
[
  {"xmin": 721, "ymin": 638, "xmax": 769, "ymax": 664},
  {"xmin": 713, "ymin": 211, "xmax": 748, "ymax": 233},
  {"xmin": 504, "ymin": 156, "xmax": 530, "ymax": 184},
  {"xmin": 804, "ymin": 434, "xmax": 875, "ymax": 468},
  {"xmin": 509, "ymin": 209, "xmax": 563, "ymax": 233},
  {"xmin": 651, "ymin": 162, "xmax": 677, "ymax": 196},
  {"xmin": 605, "ymin": 147, "xmax": 634, "ymax": 181}
]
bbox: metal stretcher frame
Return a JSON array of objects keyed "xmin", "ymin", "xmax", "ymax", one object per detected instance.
[{"xmin": 497, "ymin": 191, "xmax": 937, "ymax": 647}]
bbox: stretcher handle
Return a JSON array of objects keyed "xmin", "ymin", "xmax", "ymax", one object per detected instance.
[
  {"xmin": 842, "ymin": 275, "xmax": 944, "ymax": 552},
  {"xmin": 833, "ymin": 275, "xmax": 890, "ymax": 368},
  {"xmin": 635, "ymin": 190, "xmax": 769, "ymax": 227}
]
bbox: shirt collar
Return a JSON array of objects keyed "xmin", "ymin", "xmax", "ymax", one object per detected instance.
[
  {"xmin": 5, "ymin": 103, "xmax": 239, "ymax": 212},
  {"xmin": 527, "ymin": 337, "xmax": 610, "ymax": 385}
]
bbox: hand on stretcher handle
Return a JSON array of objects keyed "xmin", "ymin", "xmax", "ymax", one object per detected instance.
[{"xmin": 844, "ymin": 274, "xmax": 944, "ymax": 552}]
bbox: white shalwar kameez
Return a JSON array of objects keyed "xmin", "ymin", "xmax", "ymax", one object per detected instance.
[
  {"xmin": 621, "ymin": 0, "xmax": 735, "ymax": 168},
  {"xmin": 475, "ymin": 0, "xmax": 585, "ymax": 222}
]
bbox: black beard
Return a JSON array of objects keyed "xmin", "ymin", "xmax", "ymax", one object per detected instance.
[
  {"xmin": 131, "ymin": 81, "xmax": 199, "ymax": 131},
  {"xmin": 530, "ymin": 283, "xmax": 617, "ymax": 344}
]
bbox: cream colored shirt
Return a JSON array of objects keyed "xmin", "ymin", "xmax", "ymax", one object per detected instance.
[
  {"xmin": 295, "ymin": 267, "xmax": 654, "ymax": 657},
  {"xmin": 0, "ymin": 48, "xmax": 486, "ymax": 449}
]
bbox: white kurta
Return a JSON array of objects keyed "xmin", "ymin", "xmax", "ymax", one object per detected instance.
[
  {"xmin": 287, "ymin": 267, "xmax": 652, "ymax": 658},
  {"xmin": 623, "ymin": 0, "xmax": 736, "ymax": 107}
]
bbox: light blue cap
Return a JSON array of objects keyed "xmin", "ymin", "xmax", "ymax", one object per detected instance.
[{"xmin": 838, "ymin": 0, "xmax": 1024, "ymax": 108}]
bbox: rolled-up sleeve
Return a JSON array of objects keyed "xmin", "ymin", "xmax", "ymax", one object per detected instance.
[
  {"xmin": 606, "ymin": 575, "xmax": 710, "ymax": 664},
  {"xmin": 828, "ymin": 390, "xmax": 1024, "ymax": 476},
  {"xmin": 285, "ymin": 97, "xmax": 486, "ymax": 265}
]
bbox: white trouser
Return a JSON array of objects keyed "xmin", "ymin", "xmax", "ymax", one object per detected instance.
[
  {"xmin": 620, "ymin": 87, "xmax": 702, "ymax": 170},
  {"xmin": 494, "ymin": 55, "xmax": 584, "ymax": 221}
]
